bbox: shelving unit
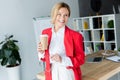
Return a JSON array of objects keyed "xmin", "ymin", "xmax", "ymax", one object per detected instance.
[{"xmin": 73, "ymin": 14, "xmax": 120, "ymax": 54}]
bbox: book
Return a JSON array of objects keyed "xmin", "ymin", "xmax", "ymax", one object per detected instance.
[
  {"xmin": 93, "ymin": 17, "xmax": 102, "ymax": 29},
  {"xmin": 100, "ymin": 34, "xmax": 104, "ymax": 41},
  {"xmin": 83, "ymin": 21, "xmax": 88, "ymax": 29},
  {"xmin": 105, "ymin": 30, "xmax": 115, "ymax": 41},
  {"xmin": 106, "ymin": 56, "xmax": 120, "ymax": 62}
]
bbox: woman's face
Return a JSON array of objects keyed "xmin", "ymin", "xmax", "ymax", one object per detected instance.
[{"xmin": 54, "ymin": 7, "xmax": 69, "ymax": 28}]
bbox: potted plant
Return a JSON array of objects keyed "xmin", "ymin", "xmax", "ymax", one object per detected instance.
[
  {"xmin": 118, "ymin": 48, "xmax": 120, "ymax": 56},
  {"xmin": 107, "ymin": 20, "xmax": 114, "ymax": 28},
  {"xmin": 0, "ymin": 35, "xmax": 21, "ymax": 80}
]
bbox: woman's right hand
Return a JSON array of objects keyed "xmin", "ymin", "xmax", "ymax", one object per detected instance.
[{"xmin": 37, "ymin": 42, "xmax": 45, "ymax": 54}]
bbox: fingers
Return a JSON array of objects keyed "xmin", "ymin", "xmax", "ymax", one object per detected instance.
[
  {"xmin": 37, "ymin": 42, "xmax": 44, "ymax": 54},
  {"xmin": 51, "ymin": 54, "xmax": 62, "ymax": 62}
]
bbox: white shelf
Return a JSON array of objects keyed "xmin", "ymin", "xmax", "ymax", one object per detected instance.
[{"xmin": 73, "ymin": 14, "xmax": 120, "ymax": 55}]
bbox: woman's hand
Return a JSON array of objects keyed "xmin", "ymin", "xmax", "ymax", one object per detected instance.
[
  {"xmin": 51, "ymin": 54, "xmax": 62, "ymax": 62},
  {"xmin": 37, "ymin": 42, "xmax": 45, "ymax": 54}
]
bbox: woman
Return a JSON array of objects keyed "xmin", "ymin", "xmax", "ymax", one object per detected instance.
[{"xmin": 38, "ymin": 2, "xmax": 85, "ymax": 80}]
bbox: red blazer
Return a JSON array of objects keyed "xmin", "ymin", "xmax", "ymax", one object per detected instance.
[{"xmin": 41, "ymin": 26, "xmax": 85, "ymax": 80}]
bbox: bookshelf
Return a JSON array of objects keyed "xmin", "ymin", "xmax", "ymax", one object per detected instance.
[{"xmin": 73, "ymin": 14, "xmax": 120, "ymax": 54}]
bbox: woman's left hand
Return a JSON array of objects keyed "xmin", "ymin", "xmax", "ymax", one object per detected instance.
[{"xmin": 51, "ymin": 53, "xmax": 62, "ymax": 62}]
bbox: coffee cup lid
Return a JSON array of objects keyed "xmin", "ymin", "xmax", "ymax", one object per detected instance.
[{"xmin": 40, "ymin": 34, "xmax": 48, "ymax": 37}]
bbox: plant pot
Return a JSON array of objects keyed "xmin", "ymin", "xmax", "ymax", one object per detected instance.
[{"xmin": 6, "ymin": 65, "xmax": 20, "ymax": 80}]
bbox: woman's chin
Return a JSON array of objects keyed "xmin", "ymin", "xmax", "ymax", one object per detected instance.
[{"xmin": 58, "ymin": 23, "xmax": 65, "ymax": 27}]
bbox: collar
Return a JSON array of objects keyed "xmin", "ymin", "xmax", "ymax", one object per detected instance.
[{"xmin": 52, "ymin": 26, "xmax": 65, "ymax": 34}]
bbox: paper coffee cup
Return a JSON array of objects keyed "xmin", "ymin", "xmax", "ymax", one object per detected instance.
[{"xmin": 40, "ymin": 34, "xmax": 48, "ymax": 50}]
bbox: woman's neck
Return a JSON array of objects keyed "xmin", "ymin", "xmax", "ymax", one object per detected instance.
[
  {"xmin": 54, "ymin": 27, "xmax": 60, "ymax": 32},
  {"xmin": 54, "ymin": 24, "xmax": 65, "ymax": 32}
]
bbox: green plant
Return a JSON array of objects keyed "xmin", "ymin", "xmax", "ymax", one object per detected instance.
[
  {"xmin": 0, "ymin": 35, "xmax": 21, "ymax": 67},
  {"xmin": 118, "ymin": 48, "xmax": 120, "ymax": 52},
  {"xmin": 107, "ymin": 20, "xmax": 114, "ymax": 28}
]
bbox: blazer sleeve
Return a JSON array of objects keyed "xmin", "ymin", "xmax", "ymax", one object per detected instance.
[
  {"xmin": 40, "ymin": 28, "xmax": 52, "ymax": 62},
  {"xmin": 70, "ymin": 33, "xmax": 85, "ymax": 68},
  {"xmin": 38, "ymin": 29, "xmax": 47, "ymax": 62}
]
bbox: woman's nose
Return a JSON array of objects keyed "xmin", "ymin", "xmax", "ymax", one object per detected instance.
[{"xmin": 60, "ymin": 15, "xmax": 65, "ymax": 19}]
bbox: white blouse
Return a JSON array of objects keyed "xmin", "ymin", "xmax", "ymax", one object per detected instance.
[{"xmin": 49, "ymin": 26, "xmax": 73, "ymax": 66}]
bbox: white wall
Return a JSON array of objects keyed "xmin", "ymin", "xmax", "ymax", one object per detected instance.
[{"xmin": 0, "ymin": 0, "xmax": 79, "ymax": 80}]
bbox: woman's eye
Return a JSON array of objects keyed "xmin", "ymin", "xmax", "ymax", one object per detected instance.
[
  {"xmin": 57, "ymin": 14, "xmax": 69, "ymax": 17},
  {"xmin": 65, "ymin": 14, "xmax": 68, "ymax": 17}
]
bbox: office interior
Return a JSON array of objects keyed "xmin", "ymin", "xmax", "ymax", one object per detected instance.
[{"xmin": 0, "ymin": 0, "xmax": 120, "ymax": 80}]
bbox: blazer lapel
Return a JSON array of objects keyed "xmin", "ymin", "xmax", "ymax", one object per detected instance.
[
  {"xmin": 64, "ymin": 26, "xmax": 73, "ymax": 57},
  {"xmin": 48, "ymin": 29, "xmax": 52, "ymax": 47}
]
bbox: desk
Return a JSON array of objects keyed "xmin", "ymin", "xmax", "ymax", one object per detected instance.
[{"xmin": 81, "ymin": 53, "xmax": 120, "ymax": 80}]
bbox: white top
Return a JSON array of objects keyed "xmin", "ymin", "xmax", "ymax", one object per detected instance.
[
  {"xmin": 49, "ymin": 26, "xmax": 73, "ymax": 66},
  {"xmin": 38, "ymin": 26, "xmax": 74, "ymax": 80}
]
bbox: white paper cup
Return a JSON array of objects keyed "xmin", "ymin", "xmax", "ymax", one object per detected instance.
[{"xmin": 40, "ymin": 34, "xmax": 48, "ymax": 50}]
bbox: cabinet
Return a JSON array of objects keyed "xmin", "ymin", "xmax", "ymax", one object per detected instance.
[{"xmin": 73, "ymin": 14, "xmax": 120, "ymax": 54}]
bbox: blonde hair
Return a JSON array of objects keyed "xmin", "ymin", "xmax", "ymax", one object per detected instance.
[{"xmin": 51, "ymin": 2, "xmax": 71, "ymax": 24}]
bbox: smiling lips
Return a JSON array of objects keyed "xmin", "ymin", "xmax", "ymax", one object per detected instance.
[{"xmin": 59, "ymin": 20, "xmax": 65, "ymax": 23}]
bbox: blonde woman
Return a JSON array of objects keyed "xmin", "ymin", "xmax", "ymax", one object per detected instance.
[{"xmin": 38, "ymin": 2, "xmax": 85, "ymax": 80}]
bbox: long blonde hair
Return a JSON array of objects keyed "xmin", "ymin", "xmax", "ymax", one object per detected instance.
[{"xmin": 51, "ymin": 2, "xmax": 71, "ymax": 24}]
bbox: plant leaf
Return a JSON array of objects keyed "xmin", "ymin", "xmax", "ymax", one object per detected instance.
[
  {"xmin": 2, "ymin": 43, "xmax": 7, "ymax": 49},
  {"xmin": 4, "ymin": 49, "xmax": 12, "ymax": 58},
  {"xmin": 12, "ymin": 40, "xmax": 18, "ymax": 42},
  {"xmin": 0, "ymin": 41, "xmax": 4, "ymax": 45},
  {"xmin": 8, "ymin": 56, "xmax": 16, "ymax": 65},
  {"xmin": 1, "ymin": 57, "xmax": 8, "ymax": 66},
  {"xmin": 18, "ymin": 58, "xmax": 21, "ymax": 64},
  {"xmin": 14, "ymin": 51, "xmax": 21, "ymax": 64},
  {"xmin": 8, "ymin": 35, "xmax": 13, "ymax": 39},
  {"xmin": 13, "ymin": 44, "xmax": 19, "ymax": 51},
  {"xmin": 0, "ymin": 49, "xmax": 4, "ymax": 59}
]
